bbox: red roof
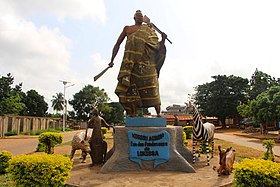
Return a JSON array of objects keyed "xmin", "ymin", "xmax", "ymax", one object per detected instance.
[
  {"xmin": 177, "ymin": 115, "xmax": 193, "ymax": 120},
  {"xmin": 161, "ymin": 114, "xmax": 175, "ymax": 119}
]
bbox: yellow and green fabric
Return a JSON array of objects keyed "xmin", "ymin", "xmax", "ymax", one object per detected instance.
[{"xmin": 115, "ymin": 24, "xmax": 166, "ymax": 114}]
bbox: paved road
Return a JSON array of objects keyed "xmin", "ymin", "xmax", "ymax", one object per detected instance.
[
  {"xmin": 215, "ymin": 133, "xmax": 280, "ymax": 156},
  {"xmin": 0, "ymin": 130, "xmax": 81, "ymax": 156}
]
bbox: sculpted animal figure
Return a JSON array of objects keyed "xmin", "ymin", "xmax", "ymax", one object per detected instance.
[
  {"xmin": 69, "ymin": 129, "xmax": 92, "ymax": 163},
  {"xmin": 70, "ymin": 129, "xmax": 108, "ymax": 164},
  {"xmin": 185, "ymin": 102, "xmax": 215, "ymax": 165},
  {"xmin": 217, "ymin": 146, "xmax": 236, "ymax": 176}
]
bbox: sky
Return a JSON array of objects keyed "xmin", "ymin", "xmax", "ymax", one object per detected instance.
[{"xmin": 0, "ymin": 0, "xmax": 280, "ymax": 114}]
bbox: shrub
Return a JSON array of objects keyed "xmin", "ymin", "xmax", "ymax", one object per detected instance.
[
  {"xmin": 35, "ymin": 142, "xmax": 47, "ymax": 152},
  {"xmin": 4, "ymin": 131, "xmax": 17, "ymax": 137},
  {"xmin": 8, "ymin": 154, "xmax": 73, "ymax": 187},
  {"xmin": 101, "ymin": 127, "xmax": 108, "ymax": 139},
  {"xmin": 198, "ymin": 141, "xmax": 213, "ymax": 153},
  {"xmin": 101, "ymin": 127, "xmax": 108, "ymax": 135},
  {"xmin": 0, "ymin": 151, "xmax": 13, "ymax": 174},
  {"xmin": 31, "ymin": 128, "xmax": 61, "ymax": 136},
  {"xmin": 262, "ymin": 139, "xmax": 275, "ymax": 161},
  {"xmin": 183, "ymin": 126, "xmax": 192, "ymax": 139},
  {"xmin": 38, "ymin": 132, "xmax": 63, "ymax": 154},
  {"xmin": 182, "ymin": 131, "xmax": 188, "ymax": 145},
  {"xmin": 233, "ymin": 158, "xmax": 280, "ymax": 187}
]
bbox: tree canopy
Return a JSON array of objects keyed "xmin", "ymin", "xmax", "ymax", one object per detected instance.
[
  {"xmin": 239, "ymin": 86, "xmax": 280, "ymax": 125},
  {"xmin": 0, "ymin": 73, "xmax": 25, "ymax": 115},
  {"xmin": 0, "ymin": 73, "xmax": 49, "ymax": 116},
  {"xmin": 102, "ymin": 102, "xmax": 125, "ymax": 124},
  {"xmin": 248, "ymin": 69, "xmax": 279, "ymax": 100},
  {"xmin": 69, "ymin": 85, "xmax": 110, "ymax": 121},
  {"xmin": 21, "ymin": 90, "xmax": 48, "ymax": 117},
  {"xmin": 194, "ymin": 75, "xmax": 249, "ymax": 127},
  {"xmin": 51, "ymin": 92, "xmax": 64, "ymax": 113}
]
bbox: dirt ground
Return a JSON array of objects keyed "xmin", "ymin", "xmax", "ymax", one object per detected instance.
[
  {"xmin": 49, "ymin": 128, "xmax": 279, "ymax": 186},
  {"xmin": 53, "ymin": 128, "xmax": 279, "ymax": 187},
  {"xmin": 66, "ymin": 156, "xmax": 233, "ymax": 187},
  {"xmin": 55, "ymin": 140, "xmax": 233, "ymax": 187}
]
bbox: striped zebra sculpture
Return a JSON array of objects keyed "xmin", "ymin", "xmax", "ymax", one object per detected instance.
[{"xmin": 185, "ymin": 102, "xmax": 215, "ymax": 165}]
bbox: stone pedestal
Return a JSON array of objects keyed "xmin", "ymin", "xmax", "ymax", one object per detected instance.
[{"xmin": 101, "ymin": 126, "xmax": 195, "ymax": 173}]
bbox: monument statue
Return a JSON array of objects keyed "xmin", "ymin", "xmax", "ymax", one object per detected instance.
[
  {"xmin": 97, "ymin": 10, "xmax": 195, "ymax": 174},
  {"xmin": 86, "ymin": 108, "xmax": 110, "ymax": 165},
  {"xmin": 108, "ymin": 10, "xmax": 168, "ymax": 117}
]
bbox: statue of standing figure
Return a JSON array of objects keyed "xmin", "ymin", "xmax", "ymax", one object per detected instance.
[
  {"xmin": 109, "ymin": 10, "xmax": 168, "ymax": 117},
  {"xmin": 86, "ymin": 108, "xmax": 110, "ymax": 165}
]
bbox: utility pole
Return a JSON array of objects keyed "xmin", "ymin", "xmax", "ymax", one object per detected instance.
[{"xmin": 60, "ymin": 80, "xmax": 74, "ymax": 132}]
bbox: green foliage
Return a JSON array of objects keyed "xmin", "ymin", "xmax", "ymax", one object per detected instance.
[
  {"xmin": 0, "ymin": 94, "xmax": 25, "ymax": 116},
  {"xmin": 7, "ymin": 154, "xmax": 73, "ymax": 187},
  {"xmin": 239, "ymin": 86, "xmax": 280, "ymax": 125},
  {"xmin": 183, "ymin": 126, "xmax": 193, "ymax": 139},
  {"xmin": 101, "ymin": 127, "xmax": 108, "ymax": 139},
  {"xmin": 35, "ymin": 142, "xmax": 47, "ymax": 152},
  {"xmin": 237, "ymin": 103, "xmax": 250, "ymax": 118},
  {"xmin": 49, "ymin": 113, "xmax": 63, "ymax": 118},
  {"xmin": 198, "ymin": 141, "xmax": 213, "ymax": 154},
  {"xmin": 38, "ymin": 132, "xmax": 63, "ymax": 154},
  {"xmin": 103, "ymin": 102, "xmax": 125, "ymax": 124},
  {"xmin": 0, "ymin": 173, "xmax": 16, "ymax": 186},
  {"xmin": 182, "ymin": 131, "xmax": 188, "ymax": 145},
  {"xmin": 248, "ymin": 69, "xmax": 279, "ymax": 100},
  {"xmin": 0, "ymin": 73, "xmax": 25, "ymax": 115},
  {"xmin": 29, "ymin": 128, "xmax": 62, "ymax": 136},
  {"xmin": 233, "ymin": 158, "xmax": 280, "ymax": 187},
  {"xmin": 69, "ymin": 85, "xmax": 110, "ymax": 121},
  {"xmin": 262, "ymin": 139, "xmax": 275, "ymax": 161},
  {"xmin": 101, "ymin": 127, "xmax": 108, "ymax": 135},
  {"xmin": 51, "ymin": 92, "xmax": 64, "ymax": 112},
  {"xmin": 194, "ymin": 75, "xmax": 249, "ymax": 127},
  {"xmin": 21, "ymin": 89, "xmax": 48, "ymax": 117},
  {"xmin": 4, "ymin": 131, "xmax": 17, "ymax": 137},
  {"xmin": 0, "ymin": 151, "xmax": 13, "ymax": 174}
]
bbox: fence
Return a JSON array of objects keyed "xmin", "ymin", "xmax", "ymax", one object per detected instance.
[{"xmin": 0, "ymin": 115, "xmax": 62, "ymax": 137}]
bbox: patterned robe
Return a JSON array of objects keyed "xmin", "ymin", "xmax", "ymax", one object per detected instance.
[{"xmin": 115, "ymin": 24, "xmax": 166, "ymax": 114}]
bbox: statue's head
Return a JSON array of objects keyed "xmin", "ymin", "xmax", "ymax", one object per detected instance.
[
  {"xmin": 92, "ymin": 108, "xmax": 99, "ymax": 116},
  {"xmin": 134, "ymin": 10, "xmax": 143, "ymax": 24}
]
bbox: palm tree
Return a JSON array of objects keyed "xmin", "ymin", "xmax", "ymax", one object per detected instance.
[{"xmin": 51, "ymin": 93, "xmax": 64, "ymax": 113}]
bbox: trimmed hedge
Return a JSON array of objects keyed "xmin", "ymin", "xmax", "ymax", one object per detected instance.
[
  {"xmin": 38, "ymin": 132, "xmax": 63, "ymax": 154},
  {"xmin": 233, "ymin": 158, "xmax": 280, "ymax": 187},
  {"xmin": 0, "ymin": 150, "xmax": 13, "ymax": 174},
  {"xmin": 183, "ymin": 126, "xmax": 193, "ymax": 139},
  {"xmin": 101, "ymin": 127, "xmax": 108, "ymax": 135},
  {"xmin": 262, "ymin": 139, "xmax": 275, "ymax": 161},
  {"xmin": 8, "ymin": 154, "xmax": 73, "ymax": 186},
  {"xmin": 182, "ymin": 131, "xmax": 188, "ymax": 145}
]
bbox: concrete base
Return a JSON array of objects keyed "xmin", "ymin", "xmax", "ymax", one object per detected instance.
[{"xmin": 101, "ymin": 126, "xmax": 195, "ymax": 173}]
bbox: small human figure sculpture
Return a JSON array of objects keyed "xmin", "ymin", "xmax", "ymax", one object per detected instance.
[
  {"xmin": 109, "ymin": 10, "xmax": 167, "ymax": 117},
  {"xmin": 86, "ymin": 108, "xmax": 110, "ymax": 165}
]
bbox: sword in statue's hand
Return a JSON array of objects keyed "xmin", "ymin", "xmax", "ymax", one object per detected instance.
[
  {"xmin": 93, "ymin": 62, "xmax": 113, "ymax": 81},
  {"xmin": 143, "ymin": 15, "xmax": 172, "ymax": 44}
]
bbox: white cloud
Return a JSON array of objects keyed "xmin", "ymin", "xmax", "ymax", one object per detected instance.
[
  {"xmin": 0, "ymin": 7, "xmax": 73, "ymax": 112},
  {"xmin": 0, "ymin": 0, "xmax": 107, "ymax": 113},
  {"xmin": 3, "ymin": 0, "xmax": 106, "ymax": 23}
]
